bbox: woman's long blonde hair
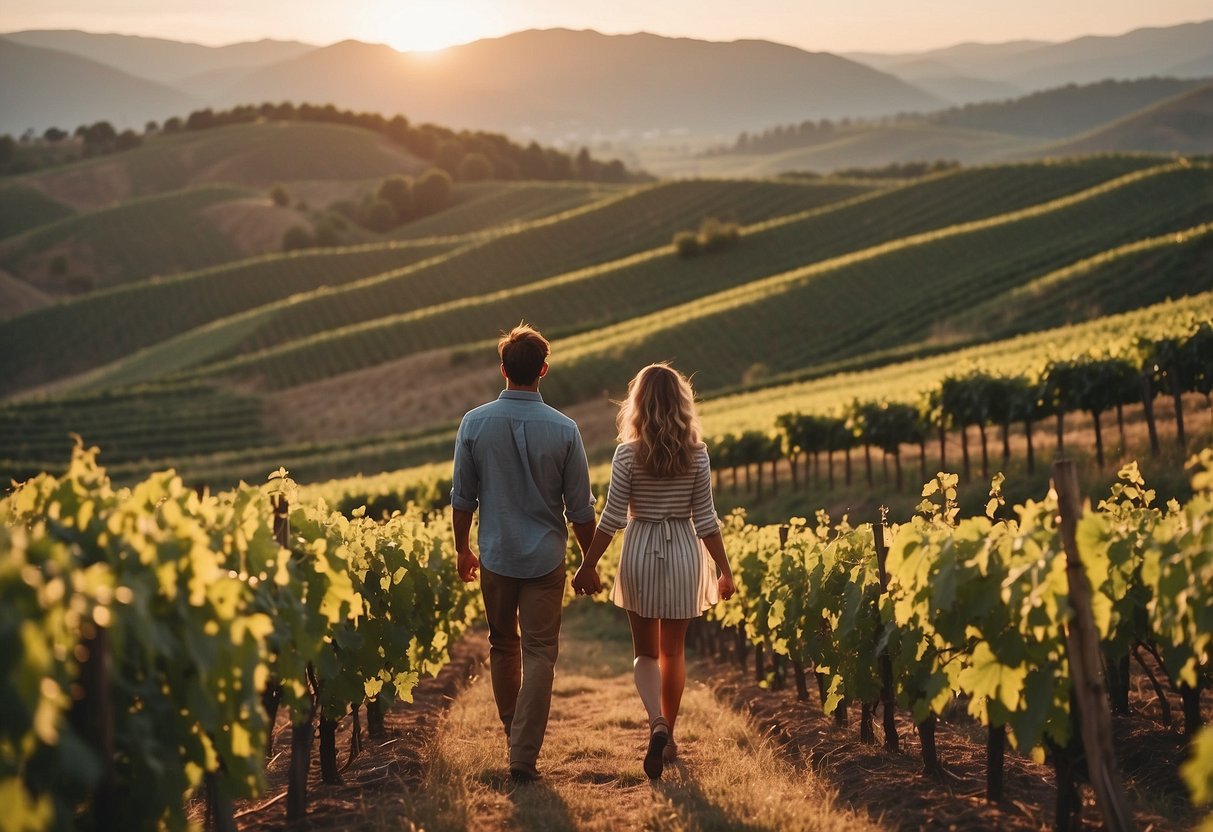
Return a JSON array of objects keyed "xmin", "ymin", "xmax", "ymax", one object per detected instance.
[{"xmin": 617, "ymin": 363, "xmax": 703, "ymax": 477}]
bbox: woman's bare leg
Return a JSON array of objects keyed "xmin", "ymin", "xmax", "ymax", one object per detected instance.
[
  {"xmin": 658, "ymin": 618, "xmax": 691, "ymax": 735},
  {"xmin": 627, "ymin": 612, "xmax": 663, "ymax": 725}
]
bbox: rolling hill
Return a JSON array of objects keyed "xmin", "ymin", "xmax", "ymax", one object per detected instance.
[
  {"xmin": 7, "ymin": 120, "xmax": 429, "ymax": 210},
  {"xmin": 1041, "ymin": 83, "xmax": 1213, "ymax": 155},
  {"xmin": 220, "ymin": 30, "xmax": 946, "ymax": 138},
  {"xmin": 846, "ymin": 20, "xmax": 1213, "ymax": 94},
  {"xmin": 0, "ymin": 38, "xmax": 198, "ymax": 134},
  {"xmin": 2, "ymin": 142, "xmax": 1211, "ymax": 486},
  {"xmin": 666, "ymin": 77, "xmax": 1213, "ymax": 177},
  {"xmin": 1, "ymin": 30, "xmax": 314, "ymax": 83}
]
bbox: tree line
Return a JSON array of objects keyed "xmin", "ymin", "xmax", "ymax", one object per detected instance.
[
  {"xmin": 2, "ymin": 101, "xmax": 643, "ymax": 183},
  {"xmin": 709, "ymin": 319, "xmax": 1213, "ymax": 494}
]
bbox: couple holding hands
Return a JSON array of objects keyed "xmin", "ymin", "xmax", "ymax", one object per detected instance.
[{"xmin": 451, "ymin": 324, "xmax": 735, "ymax": 783}]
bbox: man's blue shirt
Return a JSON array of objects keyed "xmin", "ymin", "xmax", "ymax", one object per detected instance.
[{"xmin": 451, "ymin": 390, "xmax": 596, "ymax": 578}]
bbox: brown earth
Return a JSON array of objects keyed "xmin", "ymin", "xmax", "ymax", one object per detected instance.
[
  {"xmin": 0, "ymin": 269, "xmax": 52, "ymax": 319},
  {"xmin": 692, "ymin": 625, "xmax": 1209, "ymax": 831},
  {"xmin": 206, "ymin": 630, "xmax": 490, "ymax": 831},
  {"xmin": 202, "ymin": 198, "xmax": 310, "ymax": 257}
]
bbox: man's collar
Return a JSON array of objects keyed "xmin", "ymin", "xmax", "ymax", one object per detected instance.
[{"xmin": 499, "ymin": 389, "xmax": 544, "ymax": 402}]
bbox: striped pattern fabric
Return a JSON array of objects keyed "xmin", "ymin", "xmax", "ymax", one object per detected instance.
[{"xmin": 601, "ymin": 442, "xmax": 722, "ymax": 619}]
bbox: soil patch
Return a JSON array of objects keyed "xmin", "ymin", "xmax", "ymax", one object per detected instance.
[
  {"xmin": 202, "ymin": 198, "xmax": 308, "ymax": 257},
  {"xmin": 211, "ymin": 630, "xmax": 489, "ymax": 831},
  {"xmin": 692, "ymin": 627, "xmax": 1207, "ymax": 831}
]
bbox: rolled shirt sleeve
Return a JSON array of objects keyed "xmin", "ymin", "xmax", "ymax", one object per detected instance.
[
  {"xmin": 450, "ymin": 418, "xmax": 480, "ymax": 513},
  {"xmin": 597, "ymin": 444, "xmax": 633, "ymax": 535},
  {"xmin": 692, "ymin": 447, "xmax": 721, "ymax": 538},
  {"xmin": 562, "ymin": 428, "xmax": 597, "ymax": 525}
]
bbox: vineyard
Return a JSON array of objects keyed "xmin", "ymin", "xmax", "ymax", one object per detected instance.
[{"xmin": 4, "ymin": 445, "xmax": 1211, "ymax": 830}]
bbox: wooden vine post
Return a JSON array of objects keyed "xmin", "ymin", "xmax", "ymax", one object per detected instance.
[
  {"xmin": 273, "ymin": 494, "xmax": 316, "ymax": 823},
  {"xmin": 1052, "ymin": 460, "xmax": 1136, "ymax": 832},
  {"xmin": 872, "ymin": 513, "xmax": 899, "ymax": 753}
]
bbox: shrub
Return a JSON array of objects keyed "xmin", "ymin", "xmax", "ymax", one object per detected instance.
[
  {"xmin": 673, "ymin": 230, "xmax": 700, "ymax": 257},
  {"xmin": 313, "ymin": 218, "xmax": 342, "ymax": 247},
  {"xmin": 698, "ymin": 217, "xmax": 740, "ymax": 252},
  {"xmin": 376, "ymin": 175, "xmax": 413, "ymax": 221},
  {"xmin": 413, "ymin": 168, "xmax": 453, "ymax": 216},
  {"xmin": 282, "ymin": 226, "xmax": 313, "ymax": 251},
  {"xmin": 114, "ymin": 130, "xmax": 142, "ymax": 152},
  {"xmin": 359, "ymin": 198, "xmax": 398, "ymax": 233},
  {"xmin": 457, "ymin": 152, "xmax": 493, "ymax": 181},
  {"xmin": 269, "ymin": 185, "xmax": 290, "ymax": 207},
  {"xmin": 49, "ymin": 255, "xmax": 68, "ymax": 276}
]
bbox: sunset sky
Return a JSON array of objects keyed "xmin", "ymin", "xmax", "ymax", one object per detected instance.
[{"xmin": 2, "ymin": 0, "xmax": 1210, "ymax": 54}]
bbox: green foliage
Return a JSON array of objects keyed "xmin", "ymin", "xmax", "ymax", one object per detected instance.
[
  {"xmin": 358, "ymin": 198, "xmax": 398, "ymax": 233},
  {"xmin": 673, "ymin": 229, "xmax": 700, "ymax": 257},
  {"xmin": 0, "ymin": 445, "xmax": 481, "ymax": 829},
  {"xmin": 376, "ymin": 175, "xmax": 413, "ymax": 221},
  {"xmin": 457, "ymin": 152, "xmax": 494, "ymax": 182},
  {"xmin": 700, "ymin": 452, "xmax": 1213, "ymax": 801},
  {"xmin": 413, "ymin": 169, "xmax": 453, "ymax": 216}
]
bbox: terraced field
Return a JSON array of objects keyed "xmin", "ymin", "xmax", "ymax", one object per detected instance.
[
  {"xmin": 3, "ymin": 150, "xmax": 1210, "ymax": 486},
  {"xmin": 0, "ymin": 183, "xmax": 75, "ymax": 239},
  {"xmin": 0, "ymin": 239, "xmax": 460, "ymax": 396},
  {"xmin": 543, "ymin": 161, "xmax": 1213, "ymax": 404},
  {"xmin": 154, "ymin": 157, "xmax": 1161, "ymax": 391},
  {"xmin": 389, "ymin": 181, "xmax": 626, "ymax": 240},
  {"xmin": 1, "ymin": 184, "xmax": 256, "ymax": 290}
]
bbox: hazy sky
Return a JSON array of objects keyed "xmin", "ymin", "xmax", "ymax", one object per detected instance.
[{"xmin": 3, "ymin": 0, "xmax": 1211, "ymax": 53}]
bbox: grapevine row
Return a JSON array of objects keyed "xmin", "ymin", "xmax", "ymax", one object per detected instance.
[
  {"xmin": 691, "ymin": 453, "xmax": 1213, "ymax": 828},
  {"xmin": 711, "ymin": 313, "xmax": 1213, "ymax": 491},
  {"xmin": 0, "ymin": 445, "xmax": 480, "ymax": 831}
]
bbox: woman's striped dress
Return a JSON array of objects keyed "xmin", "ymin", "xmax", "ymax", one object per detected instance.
[{"xmin": 599, "ymin": 441, "xmax": 722, "ymax": 619}]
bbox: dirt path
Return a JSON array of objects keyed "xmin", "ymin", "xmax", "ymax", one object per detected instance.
[{"xmin": 395, "ymin": 602, "xmax": 877, "ymax": 832}]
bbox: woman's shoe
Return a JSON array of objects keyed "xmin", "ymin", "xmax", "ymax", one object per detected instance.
[
  {"xmin": 644, "ymin": 716, "xmax": 670, "ymax": 779},
  {"xmin": 662, "ymin": 738, "xmax": 678, "ymax": 763}
]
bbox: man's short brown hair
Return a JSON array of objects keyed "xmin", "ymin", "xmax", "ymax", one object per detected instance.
[{"xmin": 498, "ymin": 323, "xmax": 550, "ymax": 386}]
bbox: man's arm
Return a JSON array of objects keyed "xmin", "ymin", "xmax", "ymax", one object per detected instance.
[
  {"xmin": 562, "ymin": 428, "xmax": 597, "ymax": 548},
  {"xmin": 571, "ymin": 520, "xmax": 595, "ymax": 555},
  {"xmin": 452, "ymin": 507, "xmax": 479, "ymax": 583},
  {"xmin": 450, "ymin": 420, "xmax": 480, "ymax": 583}
]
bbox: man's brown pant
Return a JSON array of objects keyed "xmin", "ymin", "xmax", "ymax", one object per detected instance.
[{"xmin": 480, "ymin": 562, "xmax": 565, "ymax": 771}]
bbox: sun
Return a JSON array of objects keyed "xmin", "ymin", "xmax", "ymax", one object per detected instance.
[{"xmin": 358, "ymin": 0, "xmax": 489, "ymax": 53}]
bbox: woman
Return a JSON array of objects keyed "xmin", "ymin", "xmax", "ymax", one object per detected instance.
[{"xmin": 572, "ymin": 362, "xmax": 736, "ymax": 780}]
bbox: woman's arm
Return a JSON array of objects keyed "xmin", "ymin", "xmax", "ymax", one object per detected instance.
[
  {"xmin": 572, "ymin": 528, "xmax": 614, "ymax": 595},
  {"xmin": 573, "ymin": 445, "xmax": 631, "ymax": 595}
]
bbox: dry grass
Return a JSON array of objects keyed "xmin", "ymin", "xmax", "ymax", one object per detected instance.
[{"xmin": 394, "ymin": 602, "xmax": 878, "ymax": 832}]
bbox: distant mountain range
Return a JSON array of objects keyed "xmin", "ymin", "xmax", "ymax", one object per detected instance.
[
  {"xmin": 0, "ymin": 21, "xmax": 1211, "ymax": 141},
  {"xmin": 846, "ymin": 20, "xmax": 1213, "ymax": 102}
]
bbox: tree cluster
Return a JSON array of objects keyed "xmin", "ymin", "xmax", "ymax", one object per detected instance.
[
  {"xmin": 282, "ymin": 169, "xmax": 456, "ymax": 251},
  {"xmin": 174, "ymin": 102, "xmax": 638, "ymax": 184},
  {"xmin": 2, "ymin": 102, "xmax": 642, "ymax": 183}
]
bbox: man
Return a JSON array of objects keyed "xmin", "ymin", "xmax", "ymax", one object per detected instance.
[{"xmin": 451, "ymin": 323, "xmax": 597, "ymax": 784}]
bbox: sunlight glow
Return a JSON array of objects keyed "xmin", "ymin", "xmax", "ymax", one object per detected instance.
[{"xmin": 357, "ymin": 0, "xmax": 499, "ymax": 53}]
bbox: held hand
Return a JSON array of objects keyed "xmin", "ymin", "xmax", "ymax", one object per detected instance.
[
  {"xmin": 717, "ymin": 573, "xmax": 736, "ymax": 601},
  {"xmin": 572, "ymin": 563, "xmax": 602, "ymax": 596},
  {"xmin": 457, "ymin": 548, "xmax": 480, "ymax": 583}
]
